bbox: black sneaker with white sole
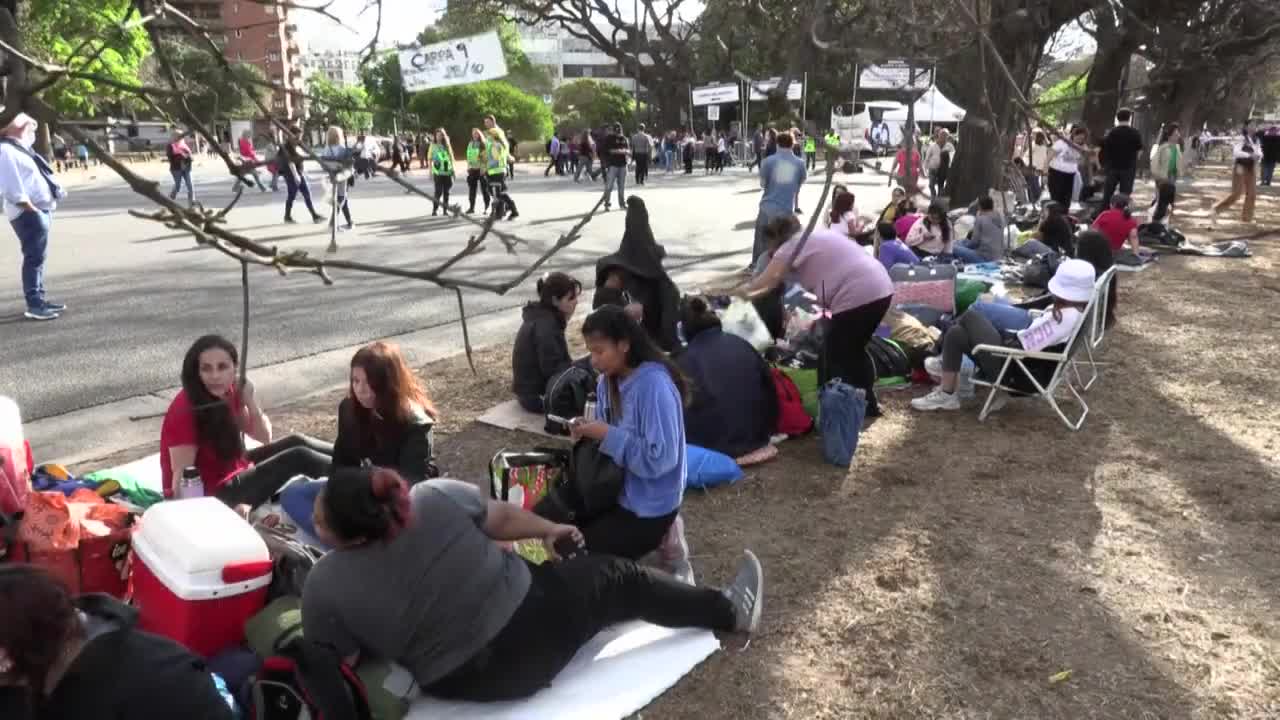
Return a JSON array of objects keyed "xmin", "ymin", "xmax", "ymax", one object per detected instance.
[{"xmin": 722, "ymin": 549, "xmax": 763, "ymax": 634}]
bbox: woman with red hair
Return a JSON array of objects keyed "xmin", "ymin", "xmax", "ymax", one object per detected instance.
[
  {"xmin": 303, "ymin": 468, "xmax": 764, "ymax": 702},
  {"xmin": 332, "ymin": 341, "xmax": 438, "ymax": 483}
]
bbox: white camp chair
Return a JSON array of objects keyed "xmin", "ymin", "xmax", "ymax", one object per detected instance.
[{"xmin": 970, "ymin": 284, "xmax": 1101, "ymax": 430}]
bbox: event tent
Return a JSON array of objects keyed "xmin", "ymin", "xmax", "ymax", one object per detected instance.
[{"xmin": 882, "ymin": 86, "xmax": 967, "ymax": 123}]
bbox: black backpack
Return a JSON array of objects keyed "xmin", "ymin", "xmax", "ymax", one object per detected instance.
[
  {"xmin": 543, "ymin": 364, "xmax": 597, "ymax": 435},
  {"xmin": 865, "ymin": 337, "xmax": 910, "ymax": 380},
  {"xmin": 256, "ymin": 525, "xmax": 325, "ymax": 602},
  {"xmin": 246, "ymin": 637, "xmax": 372, "ymax": 720}
]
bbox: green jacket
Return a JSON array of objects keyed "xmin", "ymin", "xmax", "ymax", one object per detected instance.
[{"xmin": 804, "ymin": 136, "xmax": 816, "ymax": 153}]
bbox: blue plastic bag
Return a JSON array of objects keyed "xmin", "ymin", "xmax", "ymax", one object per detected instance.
[
  {"xmin": 685, "ymin": 444, "xmax": 744, "ymax": 489},
  {"xmin": 819, "ymin": 378, "xmax": 866, "ymax": 467}
]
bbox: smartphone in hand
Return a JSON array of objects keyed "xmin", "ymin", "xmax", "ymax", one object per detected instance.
[{"xmin": 554, "ymin": 535, "xmax": 585, "ymax": 560}]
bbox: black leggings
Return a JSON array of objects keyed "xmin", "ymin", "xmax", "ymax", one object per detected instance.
[
  {"xmin": 432, "ymin": 175, "xmax": 453, "ymax": 214},
  {"xmin": 488, "ymin": 174, "xmax": 516, "ymax": 217},
  {"xmin": 424, "ymin": 555, "xmax": 735, "ymax": 701},
  {"xmin": 1047, "ymin": 168, "xmax": 1074, "ymax": 207},
  {"xmin": 579, "ymin": 506, "xmax": 678, "ymax": 561},
  {"xmin": 941, "ymin": 309, "xmax": 1012, "ymax": 380},
  {"xmin": 821, "ymin": 296, "xmax": 893, "ymax": 415},
  {"xmin": 466, "ymin": 169, "xmax": 489, "ymax": 211},
  {"xmin": 1151, "ymin": 180, "xmax": 1177, "ymax": 223},
  {"xmin": 215, "ymin": 434, "xmax": 333, "ymax": 509}
]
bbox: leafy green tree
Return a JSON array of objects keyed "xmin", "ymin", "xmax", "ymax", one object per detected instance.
[
  {"xmin": 407, "ymin": 80, "xmax": 553, "ymax": 154},
  {"xmin": 21, "ymin": 0, "xmax": 150, "ymax": 116},
  {"xmin": 553, "ymin": 80, "xmax": 634, "ymax": 131},
  {"xmin": 359, "ymin": 51, "xmax": 407, "ymax": 133},
  {"xmin": 1035, "ymin": 74, "xmax": 1087, "ymax": 127},
  {"xmin": 156, "ymin": 41, "xmax": 270, "ymax": 128},
  {"xmin": 305, "ymin": 76, "xmax": 372, "ymax": 133}
]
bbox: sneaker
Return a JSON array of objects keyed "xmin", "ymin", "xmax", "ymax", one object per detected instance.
[
  {"xmin": 312, "ymin": 214, "xmax": 324, "ymax": 224},
  {"xmin": 24, "ymin": 306, "xmax": 60, "ymax": 321},
  {"xmin": 924, "ymin": 356, "xmax": 943, "ymax": 378},
  {"xmin": 466, "ymin": 208, "xmax": 474, "ymax": 214},
  {"xmin": 283, "ymin": 216, "xmax": 297, "ymax": 224},
  {"xmin": 911, "ymin": 388, "xmax": 961, "ymax": 411},
  {"xmin": 722, "ymin": 550, "xmax": 763, "ymax": 634},
  {"xmin": 507, "ymin": 211, "xmax": 519, "ymax": 221},
  {"xmin": 42, "ymin": 300, "xmax": 66, "ymax": 313},
  {"xmin": 343, "ymin": 222, "xmax": 354, "ymax": 231}
]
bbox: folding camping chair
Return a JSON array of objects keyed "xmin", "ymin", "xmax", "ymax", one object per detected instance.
[{"xmin": 970, "ymin": 283, "xmax": 1101, "ymax": 430}]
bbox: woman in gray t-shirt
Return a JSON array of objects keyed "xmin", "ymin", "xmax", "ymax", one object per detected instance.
[{"xmin": 302, "ymin": 468, "xmax": 764, "ymax": 702}]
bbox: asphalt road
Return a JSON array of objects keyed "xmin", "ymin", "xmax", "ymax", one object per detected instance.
[{"xmin": 1, "ymin": 158, "xmax": 894, "ymax": 422}]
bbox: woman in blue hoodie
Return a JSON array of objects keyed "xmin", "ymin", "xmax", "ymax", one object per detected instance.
[{"xmin": 569, "ymin": 305, "xmax": 688, "ymax": 560}]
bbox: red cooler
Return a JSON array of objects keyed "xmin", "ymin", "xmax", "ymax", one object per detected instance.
[{"xmin": 131, "ymin": 497, "xmax": 272, "ymax": 657}]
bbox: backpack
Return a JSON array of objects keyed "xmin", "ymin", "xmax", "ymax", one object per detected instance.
[
  {"xmin": 245, "ymin": 637, "xmax": 374, "ymax": 720},
  {"xmin": 1138, "ymin": 223, "xmax": 1185, "ymax": 248},
  {"xmin": 543, "ymin": 364, "xmax": 597, "ymax": 435},
  {"xmin": 866, "ymin": 337, "xmax": 910, "ymax": 381},
  {"xmin": 818, "ymin": 379, "xmax": 866, "ymax": 468},
  {"xmin": 1020, "ymin": 253, "xmax": 1062, "ymax": 288},
  {"xmin": 770, "ymin": 368, "xmax": 814, "ymax": 436},
  {"xmin": 255, "ymin": 525, "xmax": 325, "ymax": 602}
]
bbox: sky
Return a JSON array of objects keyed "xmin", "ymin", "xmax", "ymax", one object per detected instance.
[{"xmin": 293, "ymin": 0, "xmax": 444, "ymax": 52}]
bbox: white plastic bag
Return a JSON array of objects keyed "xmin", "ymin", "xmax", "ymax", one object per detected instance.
[{"xmin": 719, "ymin": 298, "xmax": 773, "ymax": 353}]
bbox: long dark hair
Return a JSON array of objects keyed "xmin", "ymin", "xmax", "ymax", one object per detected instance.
[
  {"xmin": 180, "ymin": 334, "xmax": 244, "ymax": 461},
  {"xmin": 321, "ymin": 467, "xmax": 412, "ymax": 544},
  {"xmin": 582, "ymin": 305, "xmax": 690, "ymax": 410},
  {"xmin": 679, "ymin": 295, "xmax": 721, "ymax": 342},
  {"xmin": 925, "ymin": 200, "xmax": 951, "ymax": 245},
  {"xmin": 536, "ymin": 272, "xmax": 582, "ymax": 322},
  {"xmin": 0, "ymin": 566, "xmax": 82, "ymax": 694},
  {"xmin": 1158, "ymin": 123, "xmax": 1179, "ymax": 145},
  {"xmin": 829, "ymin": 190, "xmax": 856, "ymax": 226}
]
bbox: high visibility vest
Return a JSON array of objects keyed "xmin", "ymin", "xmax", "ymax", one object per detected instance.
[
  {"xmin": 466, "ymin": 141, "xmax": 484, "ymax": 170},
  {"xmin": 825, "ymin": 133, "xmax": 840, "ymax": 147},
  {"xmin": 485, "ymin": 130, "xmax": 508, "ymax": 175},
  {"xmin": 804, "ymin": 137, "xmax": 816, "ymax": 153},
  {"xmin": 430, "ymin": 144, "xmax": 453, "ymax": 175}
]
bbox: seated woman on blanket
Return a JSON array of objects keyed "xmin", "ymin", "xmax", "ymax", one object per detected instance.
[
  {"xmin": 593, "ymin": 197, "xmax": 682, "ymax": 352},
  {"xmin": 903, "ymin": 201, "xmax": 954, "ymax": 259},
  {"xmin": 910, "ymin": 258, "xmax": 1095, "ymax": 412},
  {"xmin": 512, "ymin": 272, "xmax": 582, "ymax": 413},
  {"xmin": 160, "ymin": 334, "xmax": 333, "ymax": 513},
  {"xmin": 301, "ymin": 468, "xmax": 763, "ymax": 702},
  {"xmin": 555, "ymin": 305, "xmax": 689, "ymax": 561},
  {"xmin": 1033, "ymin": 200, "xmax": 1074, "ymax": 255},
  {"xmin": 675, "ymin": 297, "xmax": 777, "ymax": 458},
  {"xmin": 0, "ymin": 566, "xmax": 235, "ymax": 720},
  {"xmin": 279, "ymin": 342, "xmax": 439, "ymax": 533}
]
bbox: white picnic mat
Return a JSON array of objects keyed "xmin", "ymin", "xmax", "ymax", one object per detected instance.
[
  {"xmin": 408, "ymin": 622, "xmax": 720, "ymax": 720},
  {"xmin": 476, "ymin": 399, "xmax": 568, "ymax": 440}
]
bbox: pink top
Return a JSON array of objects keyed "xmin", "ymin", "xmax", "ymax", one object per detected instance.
[
  {"xmin": 770, "ymin": 229, "xmax": 894, "ymax": 314},
  {"xmin": 238, "ymin": 137, "xmax": 255, "ymax": 159},
  {"xmin": 894, "ymin": 213, "xmax": 921, "ymax": 242}
]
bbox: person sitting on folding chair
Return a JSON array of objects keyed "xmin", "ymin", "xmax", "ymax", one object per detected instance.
[{"xmin": 911, "ymin": 258, "xmax": 1095, "ymax": 412}]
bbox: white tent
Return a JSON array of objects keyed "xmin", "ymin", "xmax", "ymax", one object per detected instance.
[{"xmin": 882, "ymin": 86, "xmax": 967, "ymax": 123}]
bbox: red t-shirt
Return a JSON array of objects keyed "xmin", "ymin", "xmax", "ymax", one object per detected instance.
[
  {"xmin": 159, "ymin": 388, "xmax": 250, "ymax": 497},
  {"xmin": 1092, "ymin": 208, "xmax": 1137, "ymax": 252}
]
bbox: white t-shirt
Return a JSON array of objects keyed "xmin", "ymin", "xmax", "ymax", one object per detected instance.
[
  {"xmin": 1048, "ymin": 139, "xmax": 1081, "ymax": 174},
  {"xmin": 1016, "ymin": 307, "xmax": 1082, "ymax": 352}
]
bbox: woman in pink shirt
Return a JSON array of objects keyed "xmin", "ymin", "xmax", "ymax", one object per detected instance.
[
  {"xmin": 235, "ymin": 129, "xmax": 267, "ymax": 192},
  {"xmin": 903, "ymin": 201, "xmax": 954, "ymax": 258},
  {"xmin": 746, "ymin": 216, "xmax": 895, "ymax": 416}
]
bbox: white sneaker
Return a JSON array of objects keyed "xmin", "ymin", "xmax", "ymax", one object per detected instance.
[
  {"xmin": 911, "ymin": 388, "xmax": 961, "ymax": 411},
  {"xmin": 924, "ymin": 356, "xmax": 943, "ymax": 378}
]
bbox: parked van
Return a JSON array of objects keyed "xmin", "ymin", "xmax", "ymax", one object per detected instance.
[{"xmin": 829, "ymin": 101, "xmax": 906, "ymax": 157}]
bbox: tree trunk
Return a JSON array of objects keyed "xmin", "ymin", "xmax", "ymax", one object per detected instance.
[{"xmin": 1080, "ymin": 10, "xmax": 1135, "ymax": 139}]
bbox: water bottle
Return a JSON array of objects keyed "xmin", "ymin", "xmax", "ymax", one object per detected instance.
[
  {"xmin": 178, "ymin": 465, "xmax": 204, "ymax": 499},
  {"xmin": 582, "ymin": 393, "xmax": 598, "ymax": 422}
]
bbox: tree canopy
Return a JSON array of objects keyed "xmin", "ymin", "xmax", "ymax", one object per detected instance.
[
  {"xmin": 553, "ymin": 80, "xmax": 634, "ymax": 131},
  {"xmin": 407, "ymin": 80, "xmax": 553, "ymax": 151},
  {"xmin": 21, "ymin": 0, "xmax": 150, "ymax": 117},
  {"xmin": 155, "ymin": 41, "xmax": 270, "ymax": 127},
  {"xmin": 305, "ymin": 76, "xmax": 372, "ymax": 134}
]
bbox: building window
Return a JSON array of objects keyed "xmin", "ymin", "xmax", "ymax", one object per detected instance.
[
  {"xmin": 268, "ymin": 52, "xmax": 280, "ymax": 61},
  {"xmin": 268, "ymin": 31, "xmax": 277, "ymax": 38},
  {"xmin": 232, "ymin": 2, "xmax": 238, "ymax": 12},
  {"xmin": 234, "ymin": 29, "xmax": 243, "ymax": 38}
]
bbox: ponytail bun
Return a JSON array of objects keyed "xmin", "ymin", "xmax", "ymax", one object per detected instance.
[{"xmin": 323, "ymin": 468, "xmax": 412, "ymax": 544}]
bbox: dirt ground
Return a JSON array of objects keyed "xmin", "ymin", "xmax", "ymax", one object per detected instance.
[{"xmin": 98, "ymin": 164, "xmax": 1280, "ymax": 719}]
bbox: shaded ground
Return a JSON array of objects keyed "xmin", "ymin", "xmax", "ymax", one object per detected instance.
[{"xmin": 80, "ymin": 166, "xmax": 1280, "ymax": 719}]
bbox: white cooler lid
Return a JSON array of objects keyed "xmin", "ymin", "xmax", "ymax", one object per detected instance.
[{"xmin": 136, "ymin": 497, "xmax": 269, "ymax": 578}]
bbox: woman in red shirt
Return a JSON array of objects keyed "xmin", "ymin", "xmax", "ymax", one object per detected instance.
[
  {"xmin": 1091, "ymin": 193, "xmax": 1144, "ymax": 255},
  {"xmin": 159, "ymin": 335, "xmax": 332, "ymax": 512}
]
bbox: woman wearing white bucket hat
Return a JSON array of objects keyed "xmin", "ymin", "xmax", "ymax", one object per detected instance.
[{"xmin": 913, "ymin": 258, "xmax": 1095, "ymax": 412}]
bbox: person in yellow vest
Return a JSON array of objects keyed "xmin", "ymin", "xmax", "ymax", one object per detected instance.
[
  {"xmin": 803, "ymin": 133, "xmax": 817, "ymax": 171},
  {"xmin": 483, "ymin": 115, "xmax": 518, "ymax": 220},
  {"xmin": 428, "ymin": 128, "xmax": 455, "ymax": 217},
  {"xmin": 464, "ymin": 127, "xmax": 490, "ymax": 215}
]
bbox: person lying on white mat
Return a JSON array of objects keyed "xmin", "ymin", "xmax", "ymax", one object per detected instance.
[{"xmin": 302, "ymin": 467, "xmax": 764, "ymax": 702}]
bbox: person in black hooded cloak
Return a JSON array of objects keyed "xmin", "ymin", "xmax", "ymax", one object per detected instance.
[{"xmin": 593, "ymin": 197, "xmax": 683, "ymax": 352}]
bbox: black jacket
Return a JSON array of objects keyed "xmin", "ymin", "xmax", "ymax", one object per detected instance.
[
  {"xmin": 677, "ymin": 328, "xmax": 778, "ymax": 458},
  {"xmin": 1259, "ymin": 131, "xmax": 1280, "ymax": 163},
  {"xmin": 512, "ymin": 302, "xmax": 573, "ymax": 402},
  {"xmin": 594, "ymin": 197, "xmax": 683, "ymax": 352},
  {"xmin": 332, "ymin": 397, "xmax": 436, "ymax": 483},
  {"xmin": 2, "ymin": 595, "xmax": 234, "ymax": 720},
  {"xmin": 1100, "ymin": 125, "xmax": 1143, "ymax": 172}
]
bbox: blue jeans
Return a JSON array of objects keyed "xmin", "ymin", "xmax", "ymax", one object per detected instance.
[
  {"xmin": 12, "ymin": 209, "xmax": 51, "ymax": 310},
  {"xmin": 952, "ymin": 244, "xmax": 988, "ymax": 265},
  {"xmin": 969, "ymin": 301, "xmax": 1032, "ymax": 333},
  {"xmin": 170, "ymin": 168, "xmax": 194, "ymax": 203},
  {"xmin": 1261, "ymin": 160, "xmax": 1276, "ymax": 186},
  {"xmin": 665, "ymin": 150, "xmax": 675, "ymax": 172},
  {"xmin": 752, "ymin": 206, "xmax": 791, "ymax": 265},
  {"xmin": 284, "ymin": 172, "xmax": 319, "ymax": 219},
  {"xmin": 604, "ymin": 165, "xmax": 626, "ymax": 208}
]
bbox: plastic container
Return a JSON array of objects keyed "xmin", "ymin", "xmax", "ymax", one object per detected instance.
[
  {"xmin": 0, "ymin": 396, "xmax": 32, "ymax": 515},
  {"xmin": 131, "ymin": 497, "xmax": 272, "ymax": 657}
]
